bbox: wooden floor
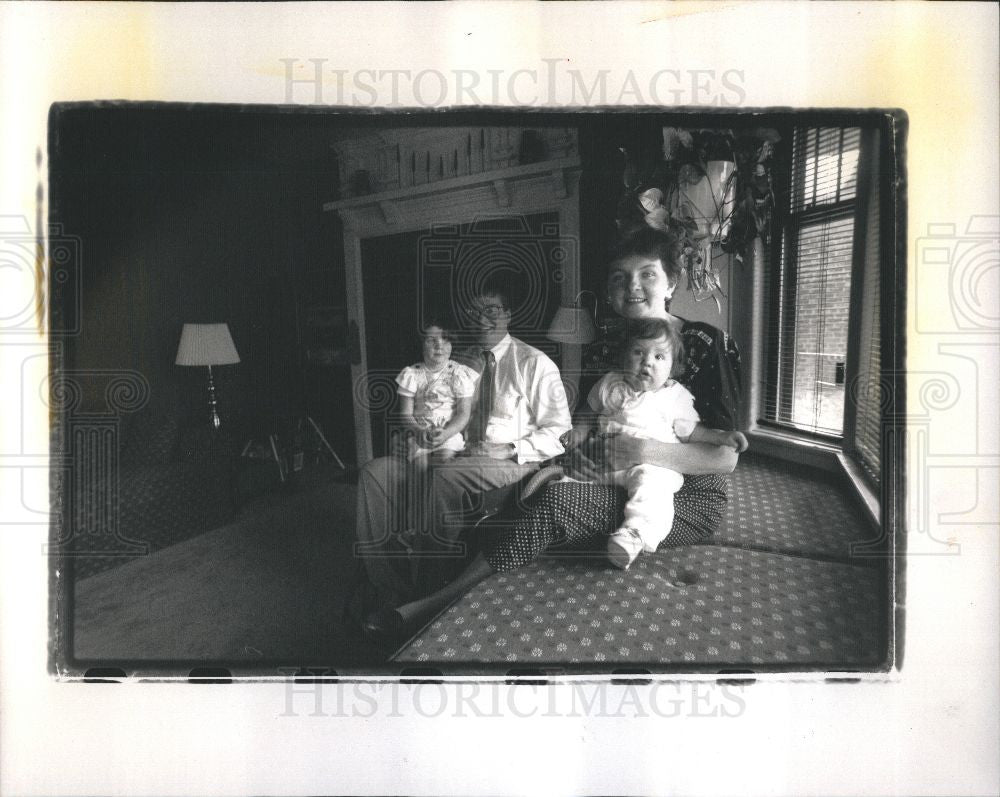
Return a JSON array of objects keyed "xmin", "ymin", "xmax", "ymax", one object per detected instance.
[{"xmin": 70, "ymin": 472, "xmax": 386, "ymax": 674}]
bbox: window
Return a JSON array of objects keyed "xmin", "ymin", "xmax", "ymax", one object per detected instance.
[
  {"xmin": 846, "ymin": 129, "xmax": 883, "ymax": 485},
  {"xmin": 764, "ymin": 127, "xmax": 862, "ymax": 438}
]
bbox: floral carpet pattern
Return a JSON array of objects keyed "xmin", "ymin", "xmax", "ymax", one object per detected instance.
[
  {"xmin": 394, "ymin": 547, "xmax": 884, "ymax": 667},
  {"xmin": 394, "ymin": 454, "xmax": 887, "ymax": 668},
  {"xmin": 712, "ymin": 455, "xmax": 878, "ymax": 562}
]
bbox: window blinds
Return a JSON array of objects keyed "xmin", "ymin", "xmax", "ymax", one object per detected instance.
[
  {"xmin": 763, "ymin": 127, "xmax": 861, "ymax": 437},
  {"xmin": 780, "ymin": 213, "xmax": 855, "ymax": 434},
  {"xmin": 792, "ymin": 127, "xmax": 861, "ymax": 212},
  {"xmin": 852, "ymin": 131, "xmax": 882, "ymax": 484}
]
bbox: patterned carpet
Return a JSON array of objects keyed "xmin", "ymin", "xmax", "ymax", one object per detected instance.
[
  {"xmin": 394, "ymin": 547, "xmax": 884, "ymax": 667},
  {"xmin": 713, "ymin": 453, "xmax": 878, "ymax": 563},
  {"xmin": 65, "ymin": 417, "xmax": 233, "ymax": 581},
  {"xmin": 393, "ymin": 453, "xmax": 888, "ymax": 668}
]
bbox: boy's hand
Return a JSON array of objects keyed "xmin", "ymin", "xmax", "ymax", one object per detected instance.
[{"xmin": 389, "ymin": 429, "xmax": 414, "ymax": 459}]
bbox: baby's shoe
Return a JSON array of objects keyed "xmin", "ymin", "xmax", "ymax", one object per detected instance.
[{"xmin": 607, "ymin": 527, "xmax": 644, "ymax": 570}]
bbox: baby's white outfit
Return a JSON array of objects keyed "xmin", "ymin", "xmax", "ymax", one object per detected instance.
[
  {"xmin": 395, "ymin": 360, "xmax": 478, "ymax": 458},
  {"xmin": 588, "ymin": 371, "xmax": 701, "ymax": 552}
]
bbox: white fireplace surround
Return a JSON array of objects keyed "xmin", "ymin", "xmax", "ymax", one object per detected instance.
[{"xmin": 323, "ymin": 129, "xmax": 583, "ymax": 462}]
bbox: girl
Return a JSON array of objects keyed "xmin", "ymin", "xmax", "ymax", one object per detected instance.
[{"xmin": 394, "ymin": 321, "xmax": 477, "ymax": 465}]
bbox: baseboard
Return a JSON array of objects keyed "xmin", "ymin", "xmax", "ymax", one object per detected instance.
[{"xmin": 836, "ymin": 452, "xmax": 881, "ymax": 532}]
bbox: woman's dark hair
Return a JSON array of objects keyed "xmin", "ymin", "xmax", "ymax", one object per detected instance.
[
  {"xmin": 622, "ymin": 317, "xmax": 686, "ymax": 379},
  {"xmin": 608, "ymin": 226, "xmax": 684, "ymax": 288}
]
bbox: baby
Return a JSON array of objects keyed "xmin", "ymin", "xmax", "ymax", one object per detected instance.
[
  {"xmin": 567, "ymin": 318, "xmax": 748, "ymax": 569},
  {"xmin": 395, "ymin": 321, "xmax": 478, "ymax": 466}
]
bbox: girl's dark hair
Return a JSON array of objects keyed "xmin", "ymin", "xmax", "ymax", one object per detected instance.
[
  {"xmin": 420, "ymin": 316, "xmax": 455, "ymax": 341},
  {"xmin": 608, "ymin": 226, "xmax": 684, "ymax": 288},
  {"xmin": 622, "ymin": 317, "xmax": 686, "ymax": 379}
]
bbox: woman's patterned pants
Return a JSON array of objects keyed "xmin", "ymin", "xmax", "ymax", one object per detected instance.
[{"xmin": 483, "ymin": 474, "xmax": 729, "ymax": 572}]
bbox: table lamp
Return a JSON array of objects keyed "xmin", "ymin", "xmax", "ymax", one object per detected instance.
[
  {"xmin": 546, "ymin": 292, "xmax": 599, "ymax": 345},
  {"xmin": 175, "ymin": 323, "xmax": 241, "ymax": 429}
]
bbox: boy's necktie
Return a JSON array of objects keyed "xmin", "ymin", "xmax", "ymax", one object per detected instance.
[{"xmin": 472, "ymin": 350, "xmax": 496, "ymax": 442}]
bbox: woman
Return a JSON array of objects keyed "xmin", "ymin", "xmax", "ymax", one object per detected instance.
[{"xmin": 363, "ymin": 225, "xmax": 744, "ymax": 641}]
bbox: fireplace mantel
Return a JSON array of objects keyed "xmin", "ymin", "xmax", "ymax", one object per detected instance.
[{"xmin": 324, "ymin": 156, "xmax": 581, "ymax": 238}]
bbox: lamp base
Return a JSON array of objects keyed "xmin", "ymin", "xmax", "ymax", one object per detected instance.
[{"xmin": 206, "ymin": 365, "xmax": 223, "ymax": 430}]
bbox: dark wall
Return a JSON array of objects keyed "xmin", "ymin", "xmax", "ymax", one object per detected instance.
[{"xmin": 50, "ymin": 106, "xmax": 349, "ymax": 447}]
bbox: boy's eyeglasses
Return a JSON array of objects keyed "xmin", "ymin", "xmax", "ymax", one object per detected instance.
[{"xmin": 463, "ymin": 304, "xmax": 506, "ymax": 319}]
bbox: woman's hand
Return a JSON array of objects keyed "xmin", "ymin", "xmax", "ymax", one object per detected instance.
[
  {"xmin": 563, "ymin": 433, "xmax": 652, "ymax": 480},
  {"xmin": 602, "ymin": 433, "xmax": 646, "ymax": 472},
  {"xmin": 562, "ymin": 446, "xmax": 600, "ymax": 481},
  {"xmin": 562, "ymin": 434, "xmax": 612, "ymax": 481},
  {"xmin": 724, "ymin": 431, "xmax": 749, "ymax": 454}
]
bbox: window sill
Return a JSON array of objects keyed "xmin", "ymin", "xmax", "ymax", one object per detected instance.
[{"xmin": 746, "ymin": 427, "xmax": 842, "ymax": 473}]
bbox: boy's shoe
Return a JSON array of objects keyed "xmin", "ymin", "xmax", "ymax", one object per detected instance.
[{"xmin": 607, "ymin": 527, "xmax": 644, "ymax": 570}]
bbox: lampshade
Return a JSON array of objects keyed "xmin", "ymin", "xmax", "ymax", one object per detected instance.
[
  {"xmin": 175, "ymin": 323, "xmax": 241, "ymax": 366},
  {"xmin": 547, "ymin": 306, "xmax": 598, "ymax": 345}
]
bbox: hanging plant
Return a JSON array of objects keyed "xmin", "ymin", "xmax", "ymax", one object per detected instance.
[{"xmin": 617, "ymin": 126, "xmax": 780, "ymax": 311}]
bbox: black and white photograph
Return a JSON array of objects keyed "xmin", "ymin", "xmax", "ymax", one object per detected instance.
[
  {"xmin": 0, "ymin": 3, "xmax": 997, "ymax": 796},
  {"xmin": 50, "ymin": 108, "xmax": 902, "ymax": 676}
]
